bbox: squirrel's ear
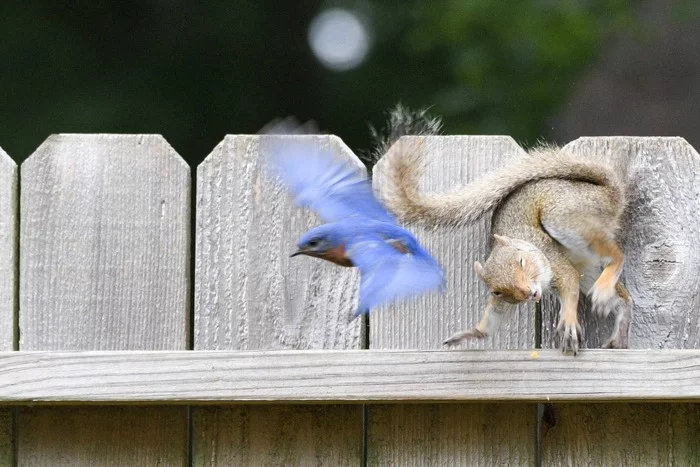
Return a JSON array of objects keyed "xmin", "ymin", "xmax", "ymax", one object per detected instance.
[
  {"xmin": 474, "ymin": 261, "xmax": 485, "ymax": 280},
  {"xmin": 493, "ymin": 234, "xmax": 512, "ymax": 247}
]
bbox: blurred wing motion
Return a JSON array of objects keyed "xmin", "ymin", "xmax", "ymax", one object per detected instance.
[
  {"xmin": 347, "ymin": 235, "xmax": 445, "ymax": 314},
  {"xmin": 262, "ymin": 137, "xmax": 396, "ymax": 224}
]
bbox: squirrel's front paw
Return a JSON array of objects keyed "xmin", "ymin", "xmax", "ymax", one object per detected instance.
[
  {"xmin": 556, "ymin": 318, "xmax": 582, "ymax": 356},
  {"xmin": 443, "ymin": 329, "xmax": 485, "ymax": 347}
]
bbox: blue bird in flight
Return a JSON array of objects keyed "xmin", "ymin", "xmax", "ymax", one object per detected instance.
[{"xmin": 262, "ymin": 133, "xmax": 445, "ymax": 315}]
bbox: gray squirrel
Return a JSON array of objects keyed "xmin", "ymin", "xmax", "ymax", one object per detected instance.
[{"xmin": 368, "ymin": 104, "xmax": 632, "ymax": 354}]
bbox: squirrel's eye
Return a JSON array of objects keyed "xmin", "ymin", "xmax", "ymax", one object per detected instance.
[
  {"xmin": 492, "ymin": 291, "xmax": 502, "ymax": 297},
  {"xmin": 519, "ymin": 258, "xmax": 525, "ymax": 268}
]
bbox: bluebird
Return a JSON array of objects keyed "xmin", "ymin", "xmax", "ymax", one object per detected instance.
[{"xmin": 262, "ymin": 135, "xmax": 445, "ymax": 315}]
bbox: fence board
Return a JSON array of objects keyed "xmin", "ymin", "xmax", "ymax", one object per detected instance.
[
  {"xmin": 541, "ymin": 137, "xmax": 700, "ymax": 465},
  {"xmin": 542, "ymin": 403, "xmax": 700, "ymax": 466},
  {"xmin": 2, "ymin": 349, "xmax": 698, "ymax": 403},
  {"xmin": 369, "ymin": 136, "xmax": 537, "ymax": 465},
  {"xmin": 17, "ymin": 407, "xmax": 187, "ymax": 466},
  {"xmin": 0, "ymin": 409, "xmax": 11, "ymax": 467},
  {"xmin": 18, "ymin": 134, "xmax": 190, "ymax": 466},
  {"xmin": 542, "ymin": 137, "xmax": 700, "ymax": 349},
  {"xmin": 0, "ymin": 147, "xmax": 16, "ymax": 351},
  {"xmin": 20, "ymin": 134, "xmax": 190, "ymax": 350},
  {"xmin": 368, "ymin": 404, "xmax": 535, "ymax": 466},
  {"xmin": 0, "ymin": 147, "xmax": 16, "ymax": 467},
  {"xmin": 371, "ymin": 136, "xmax": 536, "ymax": 350},
  {"xmin": 193, "ymin": 135, "xmax": 363, "ymax": 465}
]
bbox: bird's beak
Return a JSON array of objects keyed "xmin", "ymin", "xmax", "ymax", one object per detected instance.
[{"xmin": 290, "ymin": 248, "xmax": 307, "ymax": 258}]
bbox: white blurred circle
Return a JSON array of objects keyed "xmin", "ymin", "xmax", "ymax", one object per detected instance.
[{"xmin": 308, "ymin": 8, "xmax": 371, "ymax": 72}]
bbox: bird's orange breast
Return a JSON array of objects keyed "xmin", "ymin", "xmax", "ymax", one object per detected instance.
[{"xmin": 320, "ymin": 244, "xmax": 354, "ymax": 267}]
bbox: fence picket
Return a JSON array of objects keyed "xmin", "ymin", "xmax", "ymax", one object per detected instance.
[
  {"xmin": 0, "ymin": 146, "xmax": 16, "ymax": 467},
  {"xmin": 17, "ymin": 134, "xmax": 190, "ymax": 466},
  {"xmin": 540, "ymin": 137, "xmax": 700, "ymax": 465},
  {"xmin": 192, "ymin": 134, "xmax": 364, "ymax": 465},
  {"xmin": 368, "ymin": 136, "xmax": 538, "ymax": 465}
]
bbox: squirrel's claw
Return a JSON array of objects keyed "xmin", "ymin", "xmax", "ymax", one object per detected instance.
[
  {"xmin": 443, "ymin": 328, "xmax": 485, "ymax": 347},
  {"xmin": 556, "ymin": 318, "xmax": 582, "ymax": 356}
]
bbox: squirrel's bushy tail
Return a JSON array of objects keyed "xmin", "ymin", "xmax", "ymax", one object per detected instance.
[
  {"xmin": 373, "ymin": 141, "xmax": 626, "ymax": 228},
  {"xmin": 362, "ymin": 103, "xmax": 443, "ymax": 170}
]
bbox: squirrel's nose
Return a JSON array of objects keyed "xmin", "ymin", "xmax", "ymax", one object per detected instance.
[{"xmin": 531, "ymin": 289, "xmax": 541, "ymax": 301}]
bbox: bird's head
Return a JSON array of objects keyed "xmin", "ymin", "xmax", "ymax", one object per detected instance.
[
  {"xmin": 291, "ymin": 236, "xmax": 334, "ymax": 259},
  {"xmin": 290, "ymin": 225, "xmax": 353, "ymax": 267}
]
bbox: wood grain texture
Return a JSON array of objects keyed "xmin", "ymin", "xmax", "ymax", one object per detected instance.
[
  {"xmin": 0, "ymin": 350, "xmax": 699, "ymax": 403},
  {"xmin": 0, "ymin": 147, "xmax": 17, "ymax": 352},
  {"xmin": 20, "ymin": 134, "xmax": 190, "ymax": 350},
  {"xmin": 17, "ymin": 407, "xmax": 187, "ymax": 467},
  {"xmin": 369, "ymin": 136, "xmax": 537, "ymax": 465},
  {"xmin": 18, "ymin": 134, "xmax": 190, "ymax": 466},
  {"xmin": 195, "ymin": 135, "xmax": 362, "ymax": 350},
  {"xmin": 194, "ymin": 135, "xmax": 363, "ymax": 466},
  {"xmin": 371, "ymin": 136, "xmax": 536, "ymax": 350},
  {"xmin": 193, "ymin": 405, "xmax": 361, "ymax": 466},
  {"xmin": 541, "ymin": 404, "xmax": 700, "ymax": 466},
  {"xmin": 369, "ymin": 404, "xmax": 536, "ymax": 466},
  {"xmin": 0, "ymin": 409, "xmax": 12, "ymax": 467},
  {"xmin": 0, "ymin": 148, "xmax": 15, "ymax": 467},
  {"xmin": 540, "ymin": 137, "xmax": 700, "ymax": 466},
  {"xmin": 541, "ymin": 137, "xmax": 700, "ymax": 350}
]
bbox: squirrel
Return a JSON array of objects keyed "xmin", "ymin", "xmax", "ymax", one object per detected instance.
[{"xmin": 368, "ymin": 104, "xmax": 632, "ymax": 354}]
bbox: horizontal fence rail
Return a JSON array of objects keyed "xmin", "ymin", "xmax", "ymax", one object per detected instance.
[{"xmin": 0, "ymin": 349, "xmax": 698, "ymax": 404}]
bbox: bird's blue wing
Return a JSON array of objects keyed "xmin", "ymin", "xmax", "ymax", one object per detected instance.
[
  {"xmin": 346, "ymin": 234, "xmax": 445, "ymax": 314},
  {"xmin": 262, "ymin": 137, "xmax": 396, "ymax": 224}
]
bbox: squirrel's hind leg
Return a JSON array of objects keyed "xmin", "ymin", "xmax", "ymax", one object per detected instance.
[
  {"xmin": 602, "ymin": 282, "xmax": 632, "ymax": 349},
  {"xmin": 585, "ymin": 233, "xmax": 625, "ymax": 317},
  {"xmin": 541, "ymin": 216, "xmax": 624, "ymax": 318},
  {"xmin": 574, "ymin": 262, "xmax": 632, "ymax": 349}
]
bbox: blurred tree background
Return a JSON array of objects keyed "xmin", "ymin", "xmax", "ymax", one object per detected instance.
[{"xmin": 2, "ymin": 0, "xmax": 699, "ymax": 167}]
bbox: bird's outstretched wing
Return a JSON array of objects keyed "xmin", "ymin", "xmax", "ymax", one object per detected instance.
[
  {"xmin": 262, "ymin": 137, "xmax": 396, "ymax": 224},
  {"xmin": 347, "ymin": 234, "xmax": 444, "ymax": 314}
]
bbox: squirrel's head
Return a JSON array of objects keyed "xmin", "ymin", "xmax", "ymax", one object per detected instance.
[{"xmin": 474, "ymin": 234, "xmax": 552, "ymax": 304}]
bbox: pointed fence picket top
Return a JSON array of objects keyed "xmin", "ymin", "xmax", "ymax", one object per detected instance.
[
  {"xmin": 20, "ymin": 134, "xmax": 190, "ymax": 350},
  {"xmin": 18, "ymin": 134, "xmax": 190, "ymax": 465},
  {"xmin": 368, "ymin": 135, "xmax": 538, "ymax": 465},
  {"xmin": 371, "ymin": 135, "xmax": 538, "ymax": 350},
  {"xmin": 539, "ymin": 136, "xmax": 700, "ymax": 350},
  {"xmin": 193, "ymin": 134, "xmax": 363, "ymax": 465},
  {"xmin": 541, "ymin": 136, "xmax": 700, "ymax": 465},
  {"xmin": 0, "ymin": 145, "xmax": 16, "ymax": 466}
]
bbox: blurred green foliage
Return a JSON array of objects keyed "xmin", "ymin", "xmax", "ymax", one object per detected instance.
[
  {"xmin": 0, "ymin": 0, "xmax": 639, "ymax": 165},
  {"xmin": 404, "ymin": 0, "xmax": 639, "ymax": 145}
]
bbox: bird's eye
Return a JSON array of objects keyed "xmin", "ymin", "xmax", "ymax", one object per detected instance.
[{"xmin": 307, "ymin": 239, "xmax": 319, "ymax": 247}]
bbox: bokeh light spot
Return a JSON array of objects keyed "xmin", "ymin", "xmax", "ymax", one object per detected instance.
[{"xmin": 308, "ymin": 8, "xmax": 371, "ymax": 72}]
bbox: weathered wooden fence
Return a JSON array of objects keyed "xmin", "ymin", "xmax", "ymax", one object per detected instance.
[{"xmin": 0, "ymin": 133, "xmax": 698, "ymax": 466}]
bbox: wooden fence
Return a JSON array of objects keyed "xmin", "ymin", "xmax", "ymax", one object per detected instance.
[{"xmin": 0, "ymin": 133, "xmax": 698, "ymax": 466}]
